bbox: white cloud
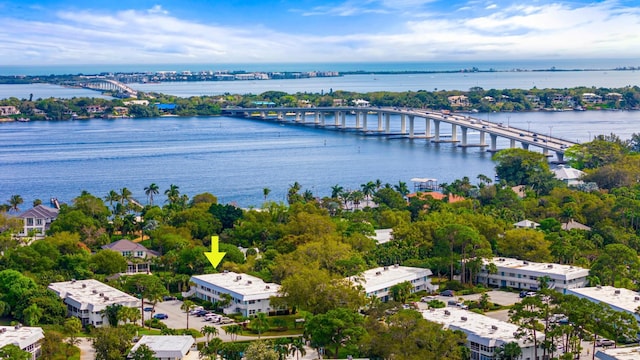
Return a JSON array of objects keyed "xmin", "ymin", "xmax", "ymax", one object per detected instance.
[{"xmin": 0, "ymin": 2, "xmax": 638, "ymax": 65}]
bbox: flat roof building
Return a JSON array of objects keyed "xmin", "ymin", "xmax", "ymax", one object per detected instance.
[
  {"xmin": 349, "ymin": 265, "xmax": 436, "ymax": 301},
  {"xmin": 596, "ymin": 346, "xmax": 640, "ymax": 360},
  {"xmin": 190, "ymin": 272, "xmax": 280, "ymax": 317},
  {"xmin": 423, "ymin": 307, "xmax": 543, "ymax": 360},
  {"xmin": 48, "ymin": 279, "xmax": 139, "ymax": 327},
  {"xmin": 0, "ymin": 325, "xmax": 44, "ymax": 360},
  {"xmin": 128, "ymin": 335, "xmax": 197, "ymax": 360},
  {"xmin": 566, "ymin": 286, "xmax": 640, "ymax": 322},
  {"xmin": 477, "ymin": 257, "xmax": 589, "ymax": 293}
]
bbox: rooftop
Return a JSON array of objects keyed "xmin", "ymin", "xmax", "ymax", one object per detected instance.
[
  {"xmin": 129, "ymin": 335, "xmax": 195, "ymax": 359},
  {"xmin": 350, "ymin": 265, "xmax": 432, "ymax": 293},
  {"xmin": 102, "ymin": 239, "xmax": 158, "ymax": 257},
  {"xmin": 552, "ymin": 165, "xmax": 585, "ymax": 181},
  {"xmin": 48, "ymin": 279, "xmax": 139, "ymax": 312},
  {"xmin": 485, "ymin": 257, "xmax": 589, "ymax": 279},
  {"xmin": 596, "ymin": 346, "xmax": 640, "ymax": 360},
  {"xmin": 372, "ymin": 229, "xmax": 393, "ymax": 244},
  {"xmin": 0, "ymin": 325, "xmax": 44, "ymax": 350},
  {"xmin": 18, "ymin": 204, "xmax": 58, "ymax": 219},
  {"xmin": 191, "ymin": 272, "xmax": 280, "ymax": 300},
  {"xmin": 422, "ymin": 307, "xmax": 535, "ymax": 347},
  {"xmin": 567, "ymin": 286, "xmax": 640, "ymax": 315}
]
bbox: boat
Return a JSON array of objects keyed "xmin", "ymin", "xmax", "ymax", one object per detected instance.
[{"xmin": 16, "ymin": 117, "xmax": 30, "ymax": 122}]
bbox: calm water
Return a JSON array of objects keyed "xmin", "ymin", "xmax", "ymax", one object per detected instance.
[
  {"xmin": 0, "ymin": 111, "xmax": 637, "ymax": 208},
  {"xmin": 2, "ymin": 70, "xmax": 636, "ymax": 100}
]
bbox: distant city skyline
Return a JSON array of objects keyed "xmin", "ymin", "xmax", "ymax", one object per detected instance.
[{"xmin": 1, "ymin": 0, "xmax": 639, "ymax": 66}]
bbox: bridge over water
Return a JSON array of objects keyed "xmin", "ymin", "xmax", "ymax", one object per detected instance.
[
  {"xmin": 222, "ymin": 106, "xmax": 577, "ymax": 162},
  {"xmin": 76, "ymin": 78, "xmax": 138, "ymax": 98}
]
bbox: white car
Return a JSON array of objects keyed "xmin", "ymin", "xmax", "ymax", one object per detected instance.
[{"xmin": 204, "ymin": 313, "xmax": 221, "ymax": 322}]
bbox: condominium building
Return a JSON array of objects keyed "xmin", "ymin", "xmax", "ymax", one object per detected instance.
[
  {"xmin": 423, "ymin": 307, "xmax": 543, "ymax": 360},
  {"xmin": 596, "ymin": 346, "xmax": 640, "ymax": 360},
  {"xmin": 0, "ymin": 325, "xmax": 44, "ymax": 360},
  {"xmin": 48, "ymin": 279, "xmax": 139, "ymax": 327},
  {"xmin": 190, "ymin": 272, "xmax": 280, "ymax": 317},
  {"xmin": 566, "ymin": 286, "xmax": 640, "ymax": 322},
  {"xmin": 128, "ymin": 335, "xmax": 197, "ymax": 360},
  {"xmin": 348, "ymin": 265, "xmax": 436, "ymax": 301},
  {"xmin": 477, "ymin": 257, "xmax": 589, "ymax": 293}
]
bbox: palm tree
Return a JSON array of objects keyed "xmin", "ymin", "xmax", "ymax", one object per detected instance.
[
  {"xmin": 330, "ymin": 184, "xmax": 344, "ymax": 199},
  {"xmin": 350, "ymin": 190, "xmax": 364, "ymax": 209},
  {"xmin": 144, "ymin": 183, "xmax": 160, "ymax": 205},
  {"xmin": 361, "ymin": 181, "xmax": 376, "ymax": 202},
  {"xmin": 250, "ymin": 312, "xmax": 270, "ymax": 338},
  {"xmin": 223, "ymin": 324, "xmax": 242, "ymax": 341},
  {"xmin": 202, "ymin": 325, "xmax": 219, "ymax": 342},
  {"xmin": 120, "ymin": 187, "xmax": 132, "ymax": 205},
  {"xmin": 104, "ymin": 190, "xmax": 120, "ymax": 212},
  {"xmin": 181, "ymin": 299, "xmax": 195, "ymax": 330},
  {"xmin": 394, "ymin": 181, "xmax": 410, "ymax": 196},
  {"xmin": 8, "ymin": 195, "xmax": 23, "ymax": 212},
  {"xmin": 289, "ymin": 337, "xmax": 307, "ymax": 360},
  {"xmin": 263, "ymin": 187, "xmax": 271, "ymax": 201},
  {"xmin": 495, "ymin": 341, "xmax": 522, "ymax": 360},
  {"xmin": 165, "ymin": 184, "xmax": 180, "ymax": 205},
  {"xmin": 375, "ymin": 179, "xmax": 382, "ymax": 190},
  {"xmin": 201, "ymin": 337, "xmax": 224, "ymax": 360}
]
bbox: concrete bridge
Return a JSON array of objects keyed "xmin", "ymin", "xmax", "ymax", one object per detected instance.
[
  {"xmin": 78, "ymin": 78, "xmax": 138, "ymax": 98},
  {"xmin": 222, "ymin": 106, "xmax": 577, "ymax": 162}
]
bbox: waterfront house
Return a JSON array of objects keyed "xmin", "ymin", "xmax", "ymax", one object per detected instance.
[
  {"xmin": 551, "ymin": 164, "xmax": 585, "ymax": 186},
  {"xmin": 477, "ymin": 257, "xmax": 589, "ymax": 293},
  {"xmin": 101, "ymin": 239, "xmax": 158, "ymax": 274},
  {"xmin": 448, "ymin": 95, "xmax": 470, "ymax": 107},
  {"xmin": 348, "ymin": 265, "xmax": 436, "ymax": 301},
  {"xmin": 85, "ymin": 105, "xmax": 105, "ymax": 113},
  {"xmin": 0, "ymin": 325, "xmax": 45, "ymax": 360},
  {"xmin": 17, "ymin": 205, "xmax": 59, "ymax": 240},
  {"xmin": 48, "ymin": 279, "xmax": 139, "ymax": 327},
  {"xmin": 423, "ymin": 307, "xmax": 543, "ymax": 360},
  {"xmin": 513, "ymin": 219, "xmax": 539, "ymax": 229},
  {"xmin": 128, "ymin": 335, "xmax": 197, "ymax": 360},
  {"xmin": 190, "ymin": 271, "xmax": 281, "ymax": 317},
  {"xmin": 582, "ymin": 93, "xmax": 603, "ymax": 104},
  {"xmin": 0, "ymin": 106, "xmax": 20, "ymax": 116}
]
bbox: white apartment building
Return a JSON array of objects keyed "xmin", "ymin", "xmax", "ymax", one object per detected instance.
[
  {"xmin": 566, "ymin": 286, "xmax": 640, "ymax": 322},
  {"xmin": 596, "ymin": 346, "xmax": 640, "ymax": 360},
  {"xmin": 190, "ymin": 272, "xmax": 281, "ymax": 317},
  {"xmin": 48, "ymin": 279, "xmax": 139, "ymax": 327},
  {"xmin": 0, "ymin": 325, "xmax": 44, "ymax": 360},
  {"xmin": 477, "ymin": 257, "xmax": 589, "ymax": 293},
  {"xmin": 349, "ymin": 265, "xmax": 436, "ymax": 302},
  {"xmin": 128, "ymin": 335, "xmax": 197, "ymax": 360},
  {"xmin": 423, "ymin": 307, "xmax": 544, "ymax": 360}
]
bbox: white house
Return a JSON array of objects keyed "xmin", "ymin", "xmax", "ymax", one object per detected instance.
[
  {"xmin": 128, "ymin": 335, "xmax": 197, "ymax": 360},
  {"xmin": 423, "ymin": 307, "xmax": 544, "ymax": 360},
  {"xmin": 596, "ymin": 346, "xmax": 640, "ymax": 360},
  {"xmin": 349, "ymin": 265, "xmax": 436, "ymax": 301},
  {"xmin": 566, "ymin": 286, "xmax": 640, "ymax": 323},
  {"xmin": 48, "ymin": 279, "xmax": 139, "ymax": 327},
  {"xmin": 0, "ymin": 325, "xmax": 45, "ymax": 360},
  {"xmin": 551, "ymin": 165, "xmax": 585, "ymax": 186},
  {"xmin": 190, "ymin": 272, "xmax": 281, "ymax": 317},
  {"xmin": 514, "ymin": 219, "xmax": 540, "ymax": 229},
  {"xmin": 477, "ymin": 257, "xmax": 589, "ymax": 293},
  {"xmin": 17, "ymin": 205, "xmax": 59, "ymax": 240},
  {"xmin": 102, "ymin": 239, "xmax": 159, "ymax": 274}
]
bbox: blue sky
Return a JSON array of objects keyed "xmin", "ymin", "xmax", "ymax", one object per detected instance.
[{"xmin": 1, "ymin": 0, "xmax": 639, "ymax": 65}]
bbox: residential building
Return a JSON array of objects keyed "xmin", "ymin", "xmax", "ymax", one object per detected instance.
[
  {"xmin": 582, "ymin": 93, "xmax": 603, "ymax": 104},
  {"xmin": 85, "ymin": 105, "xmax": 105, "ymax": 113},
  {"xmin": 514, "ymin": 219, "xmax": 539, "ymax": 229},
  {"xmin": 349, "ymin": 265, "xmax": 436, "ymax": 301},
  {"xmin": 596, "ymin": 346, "xmax": 640, "ymax": 360},
  {"xmin": 566, "ymin": 286, "xmax": 640, "ymax": 322},
  {"xmin": 353, "ymin": 99, "xmax": 370, "ymax": 107},
  {"xmin": 48, "ymin": 279, "xmax": 139, "ymax": 327},
  {"xmin": 17, "ymin": 205, "xmax": 59, "ymax": 240},
  {"xmin": 561, "ymin": 220, "xmax": 591, "ymax": 231},
  {"xmin": 0, "ymin": 325, "xmax": 45, "ymax": 360},
  {"xmin": 372, "ymin": 228, "xmax": 393, "ymax": 244},
  {"xmin": 102, "ymin": 239, "xmax": 158, "ymax": 274},
  {"xmin": 128, "ymin": 335, "xmax": 197, "ymax": 360},
  {"xmin": 123, "ymin": 99, "xmax": 150, "ymax": 106},
  {"xmin": 448, "ymin": 95, "xmax": 470, "ymax": 107},
  {"xmin": 0, "ymin": 106, "xmax": 20, "ymax": 116},
  {"xmin": 423, "ymin": 307, "xmax": 543, "ymax": 360},
  {"xmin": 190, "ymin": 272, "xmax": 281, "ymax": 317},
  {"xmin": 477, "ymin": 257, "xmax": 589, "ymax": 293},
  {"xmin": 551, "ymin": 165, "xmax": 585, "ymax": 186}
]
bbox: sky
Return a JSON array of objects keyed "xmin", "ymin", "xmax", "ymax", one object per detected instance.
[{"xmin": 0, "ymin": 0, "xmax": 639, "ymax": 66}]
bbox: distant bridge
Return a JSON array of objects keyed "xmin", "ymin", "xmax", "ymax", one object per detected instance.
[
  {"xmin": 77, "ymin": 78, "xmax": 138, "ymax": 98},
  {"xmin": 222, "ymin": 106, "xmax": 577, "ymax": 162}
]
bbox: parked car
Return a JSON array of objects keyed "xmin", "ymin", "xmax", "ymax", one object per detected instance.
[
  {"xmin": 519, "ymin": 291, "xmax": 529, "ymax": 298},
  {"xmin": 204, "ymin": 313, "xmax": 221, "ymax": 322},
  {"xmin": 440, "ymin": 290, "xmax": 455, "ymax": 297},
  {"xmin": 447, "ymin": 300, "xmax": 458, "ymax": 306},
  {"xmin": 456, "ymin": 302, "xmax": 469, "ymax": 310},
  {"xmin": 194, "ymin": 309, "xmax": 209, "ymax": 317},
  {"xmin": 153, "ymin": 313, "xmax": 169, "ymax": 320},
  {"xmin": 596, "ymin": 338, "xmax": 615, "ymax": 347},
  {"xmin": 163, "ymin": 295, "xmax": 177, "ymax": 301},
  {"xmin": 420, "ymin": 296, "xmax": 436, "ymax": 302},
  {"xmin": 189, "ymin": 306, "xmax": 204, "ymax": 315},
  {"xmin": 143, "ymin": 307, "xmax": 153, "ymax": 312},
  {"xmin": 219, "ymin": 317, "xmax": 234, "ymax": 324}
]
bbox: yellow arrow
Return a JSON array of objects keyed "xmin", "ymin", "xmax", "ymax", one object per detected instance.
[{"xmin": 204, "ymin": 235, "xmax": 226, "ymax": 268}]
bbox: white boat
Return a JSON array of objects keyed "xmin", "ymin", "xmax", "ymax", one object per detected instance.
[{"xmin": 16, "ymin": 117, "xmax": 30, "ymax": 122}]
